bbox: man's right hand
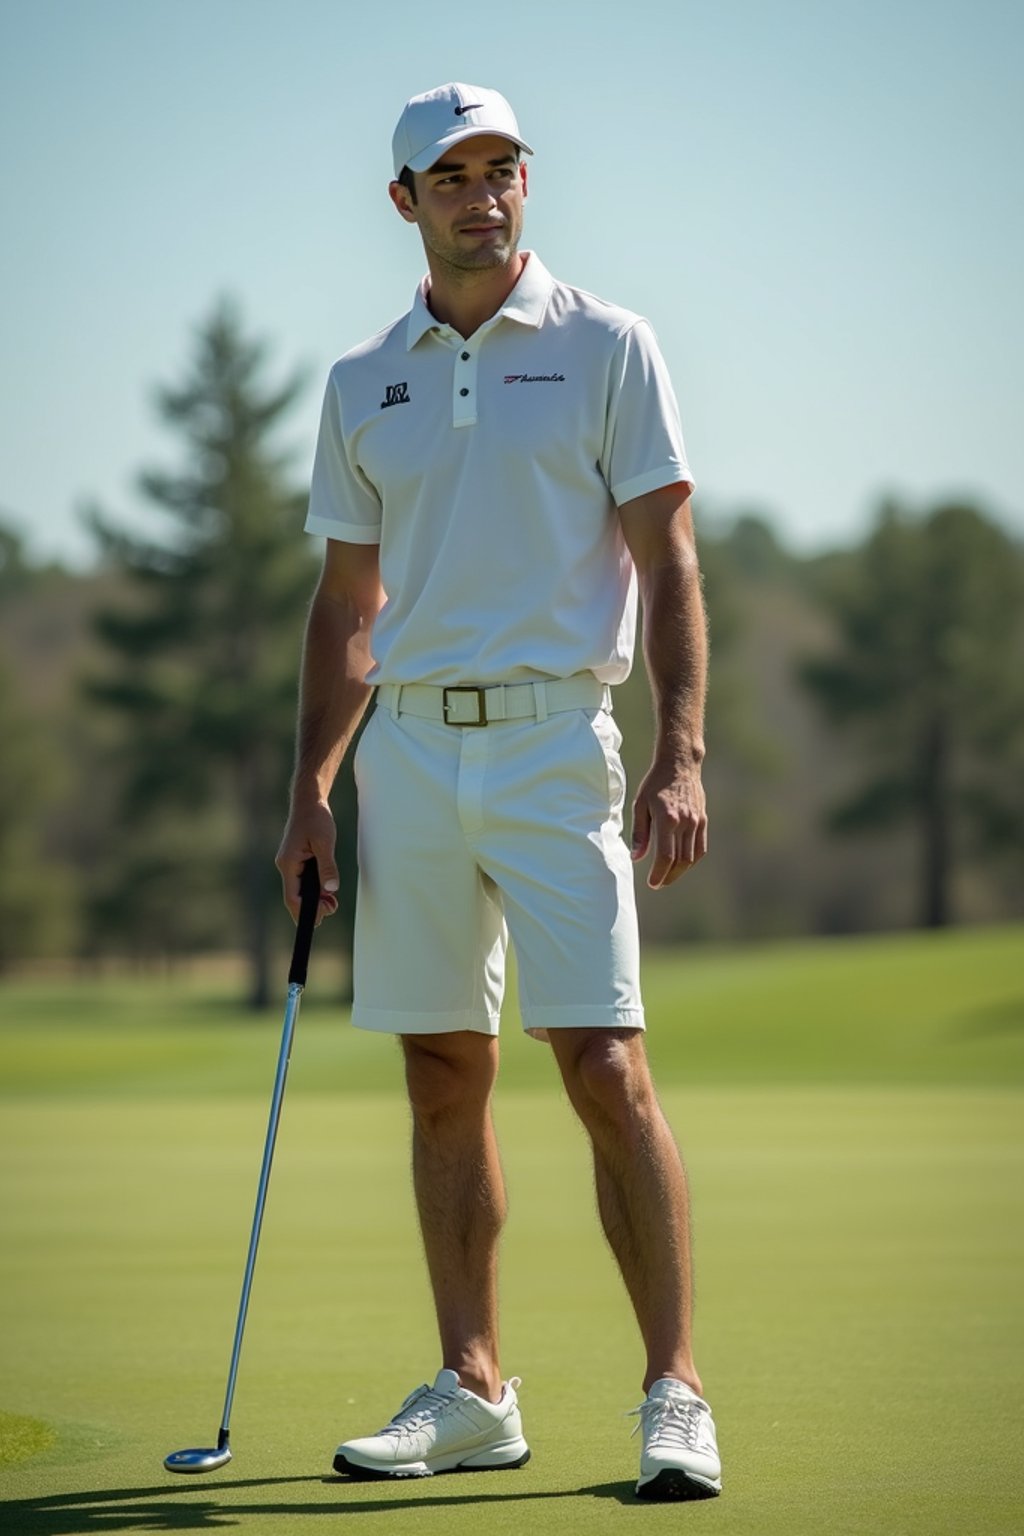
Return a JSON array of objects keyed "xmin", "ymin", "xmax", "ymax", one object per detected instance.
[{"xmin": 276, "ymin": 801, "xmax": 340, "ymax": 925}]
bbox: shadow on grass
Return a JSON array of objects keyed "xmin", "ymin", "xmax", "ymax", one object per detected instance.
[
  {"xmin": 953, "ymin": 995, "xmax": 1024, "ymax": 1036},
  {"xmin": 0, "ymin": 1474, "xmax": 636, "ymax": 1532}
]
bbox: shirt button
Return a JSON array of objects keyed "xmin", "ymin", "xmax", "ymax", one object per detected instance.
[
  {"xmin": 461, "ymin": 351, "xmax": 470, "ymax": 361},
  {"xmin": 459, "ymin": 387, "xmax": 469, "ymax": 397}
]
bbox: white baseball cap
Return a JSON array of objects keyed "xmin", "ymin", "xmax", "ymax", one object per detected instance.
[{"xmin": 392, "ymin": 82, "xmax": 534, "ymax": 179}]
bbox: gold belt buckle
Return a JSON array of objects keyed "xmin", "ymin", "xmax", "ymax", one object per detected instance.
[{"xmin": 442, "ymin": 685, "xmax": 489, "ymax": 726}]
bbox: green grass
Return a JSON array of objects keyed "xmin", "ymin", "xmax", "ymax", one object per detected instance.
[
  {"xmin": 1, "ymin": 925, "xmax": 1022, "ymax": 1534},
  {"xmin": 0, "ymin": 1413, "xmax": 57, "ymax": 1469},
  {"xmin": 2, "ymin": 922, "xmax": 1022, "ymax": 1096}
]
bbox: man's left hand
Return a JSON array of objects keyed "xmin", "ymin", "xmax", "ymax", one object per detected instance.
[{"xmin": 630, "ymin": 757, "xmax": 708, "ymax": 889}]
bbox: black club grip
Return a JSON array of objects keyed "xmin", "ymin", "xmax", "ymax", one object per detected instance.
[{"xmin": 288, "ymin": 857, "xmax": 320, "ymax": 987}]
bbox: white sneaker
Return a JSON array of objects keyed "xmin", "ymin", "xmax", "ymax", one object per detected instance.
[
  {"xmin": 632, "ymin": 1377, "xmax": 722, "ymax": 1500},
  {"xmin": 333, "ymin": 1369, "xmax": 531, "ymax": 1480}
]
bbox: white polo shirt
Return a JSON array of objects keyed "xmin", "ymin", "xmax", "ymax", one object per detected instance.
[{"xmin": 305, "ymin": 251, "xmax": 693, "ymax": 686}]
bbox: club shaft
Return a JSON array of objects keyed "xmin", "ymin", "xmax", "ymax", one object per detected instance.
[{"xmin": 218, "ymin": 979, "xmax": 303, "ymax": 1438}]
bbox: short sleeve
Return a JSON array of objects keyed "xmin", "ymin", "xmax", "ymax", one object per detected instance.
[
  {"xmin": 600, "ymin": 320, "xmax": 695, "ymax": 507},
  {"xmin": 304, "ymin": 369, "xmax": 383, "ymax": 543}
]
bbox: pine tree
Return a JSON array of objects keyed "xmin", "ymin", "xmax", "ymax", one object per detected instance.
[{"xmin": 87, "ymin": 300, "xmax": 323, "ymax": 1005}]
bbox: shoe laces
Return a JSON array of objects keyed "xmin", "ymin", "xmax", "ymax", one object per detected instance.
[
  {"xmin": 629, "ymin": 1393, "xmax": 706, "ymax": 1451},
  {"xmin": 377, "ymin": 1381, "xmax": 456, "ymax": 1437}
]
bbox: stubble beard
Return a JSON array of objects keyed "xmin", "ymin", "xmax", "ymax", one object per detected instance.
[{"xmin": 427, "ymin": 213, "xmax": 522, "ymax": 280}]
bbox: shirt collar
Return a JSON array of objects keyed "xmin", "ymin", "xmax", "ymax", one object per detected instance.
[{"xmin": 405, "ymin": 250, "xmax": 553, "ymax": 351}]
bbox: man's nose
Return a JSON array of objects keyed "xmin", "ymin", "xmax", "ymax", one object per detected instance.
[{"xmin": 464, "ymin": 177, "xmax": 497, "ymax": 210}]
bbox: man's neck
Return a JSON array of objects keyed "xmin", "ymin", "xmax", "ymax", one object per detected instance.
[{"xmin": 425, "ymin": 251, "xmax": 527, "ymax": 339}]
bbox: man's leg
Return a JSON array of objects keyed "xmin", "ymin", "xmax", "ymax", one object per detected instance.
[
  {"xmin": 547, "ymin": 1026, "xmax": 702, "ymax": 1397},
  {"xmin": 401, "ymin": 1030, "xmax": 506, "ymax": 1403}
]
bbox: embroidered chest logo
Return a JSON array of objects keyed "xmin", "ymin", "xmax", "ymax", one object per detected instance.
[
  {"xmin": 504, "ymin": 373, "xmax": 566, "ymax": 384},
  {"xmin": 381, "ymin": 382, "xmax": 410, "ymax": 409}
]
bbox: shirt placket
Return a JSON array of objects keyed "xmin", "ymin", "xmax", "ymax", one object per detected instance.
[{"xmin": 452, "ymin": 341, "xmax": 479, "ymax": 429}]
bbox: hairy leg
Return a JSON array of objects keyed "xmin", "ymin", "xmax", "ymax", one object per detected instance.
[
  {"xmin": 548, "ymin": 1028, "xmax": 702, "ymax": 1396},
  {"xmin": 401, "ymin": 1031, "xmax": 506, "ymax": 1402}
]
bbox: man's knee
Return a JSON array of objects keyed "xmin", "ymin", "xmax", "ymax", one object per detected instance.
[
  {"xmin": 553, "ymin": 1029, "xmax": 657, "ymax": 1130},
  {"xmin": 401, "ymin": 1032, "xmax": 498, "ymax": 1122}
]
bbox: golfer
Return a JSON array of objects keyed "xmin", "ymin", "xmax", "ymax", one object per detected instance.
[{"xmin": 276, "ymin": 82, "xmax": 721, "ymax": 1501}]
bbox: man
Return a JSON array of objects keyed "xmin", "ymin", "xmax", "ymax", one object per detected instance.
[{"xmin": 276, "ymin": 82, "xmax": 721, "ymax": 1502}]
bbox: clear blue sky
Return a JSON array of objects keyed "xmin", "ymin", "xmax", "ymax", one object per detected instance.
[{"xmin": 1, "ymin": 0, "xmax": 1021, "ymax": 567}]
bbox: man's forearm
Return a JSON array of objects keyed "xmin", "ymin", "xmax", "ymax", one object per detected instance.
[
  {"xmin": 641, "ymin": 542, "xmax": 708, "ymax": 765},
  {"xmin": 291, "ymin": 587, "xmax": 376, "ymax": 805}
]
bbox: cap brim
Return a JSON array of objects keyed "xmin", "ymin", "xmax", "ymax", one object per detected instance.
[{"xmin": 404, "ymin": 127, "xmax": 534, "ymax": 174}]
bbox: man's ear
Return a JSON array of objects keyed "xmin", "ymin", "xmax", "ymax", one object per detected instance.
[
  {"xmin": 388, "ymin": 179, "xmax": 418, "ymax": 224},
  {"xmin": 519, "ymin": 161, "xmax": 528, "ymax": 200}
]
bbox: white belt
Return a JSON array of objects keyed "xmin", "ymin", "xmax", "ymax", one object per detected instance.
[{"xmin": 378, "ymin": 675, "xmax": 610, "ymax": 728}]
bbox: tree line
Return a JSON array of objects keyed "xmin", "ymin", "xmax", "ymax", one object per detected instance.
[{"xmin": 1, "ymin": 302, "xmax": 1021, "ymax": 1004}]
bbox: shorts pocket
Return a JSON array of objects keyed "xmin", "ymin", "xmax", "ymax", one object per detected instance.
[
  {"xmin": 580, "ymin": 708, "xmax": 627, "ymax": 816},
  {"xmin": 352, "ymin": 702, "xmax": 379, "ymax": 786}
]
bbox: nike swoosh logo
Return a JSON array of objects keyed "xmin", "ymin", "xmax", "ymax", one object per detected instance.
[{"xmin": 454, "ymin": 104, "xmax": 484, "ymax": 115}]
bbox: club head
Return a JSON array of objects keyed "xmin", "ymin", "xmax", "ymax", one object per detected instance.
[{"xmin": 164, "ymin": 1445, "xmax": 233, "ymax": 1474}]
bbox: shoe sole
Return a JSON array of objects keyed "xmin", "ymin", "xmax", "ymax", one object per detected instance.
[
  {"xmin": 334, "ymin": 1447, "xmax": 531, "ymax": 1481},
  {"xmin": 636, "ymin": 1467, "xmax": 721, "ymax": 1501}
]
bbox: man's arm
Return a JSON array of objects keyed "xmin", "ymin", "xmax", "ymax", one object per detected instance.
[
  {"xmin": 275, "ymin": 538, "xmax": 384, "ymax": 921},
  {"xmin": 618, "ymin": 483, "xmax": 708, "ymax": 889}
]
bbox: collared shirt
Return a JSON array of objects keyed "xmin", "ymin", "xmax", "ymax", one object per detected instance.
[{"xmin": 305, "ymin": 252, "xmax": 693, "ymax": 686}]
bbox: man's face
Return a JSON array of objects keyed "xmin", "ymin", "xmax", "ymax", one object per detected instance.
[{"xmin": 390, "ymin": 133, "xmax": 528, "ymax": 274}]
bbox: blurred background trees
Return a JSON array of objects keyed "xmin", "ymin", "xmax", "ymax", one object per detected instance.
[
  {"xmin": 81, "ymin": 301, "xmax": 327, "ymax": 1007},
  {"xmin": 0, "ymin": 302, "xmax": 1021, "ymax": 1001},
  {"xmin": 0, "ymin": 656, "xmax": 61, "ymax": 971},
  {"xmin": 801, "ymin": 502, "xmax": 1024, "ymax": 928}
]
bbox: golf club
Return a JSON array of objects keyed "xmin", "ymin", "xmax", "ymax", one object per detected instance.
[{"xmin": 164, "ymin": 856, "xmax": 322, "ymax": 1474}]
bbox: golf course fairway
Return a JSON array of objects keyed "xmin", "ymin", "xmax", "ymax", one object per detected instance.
[{"xmin": 1, "ymin": 923, "xmax": 1021, "ymax": 1534}]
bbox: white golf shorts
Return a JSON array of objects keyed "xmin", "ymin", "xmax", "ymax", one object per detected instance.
[{"xmin": 350, "ymin": 693, "xmax": 645, "ymax": 1041}]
